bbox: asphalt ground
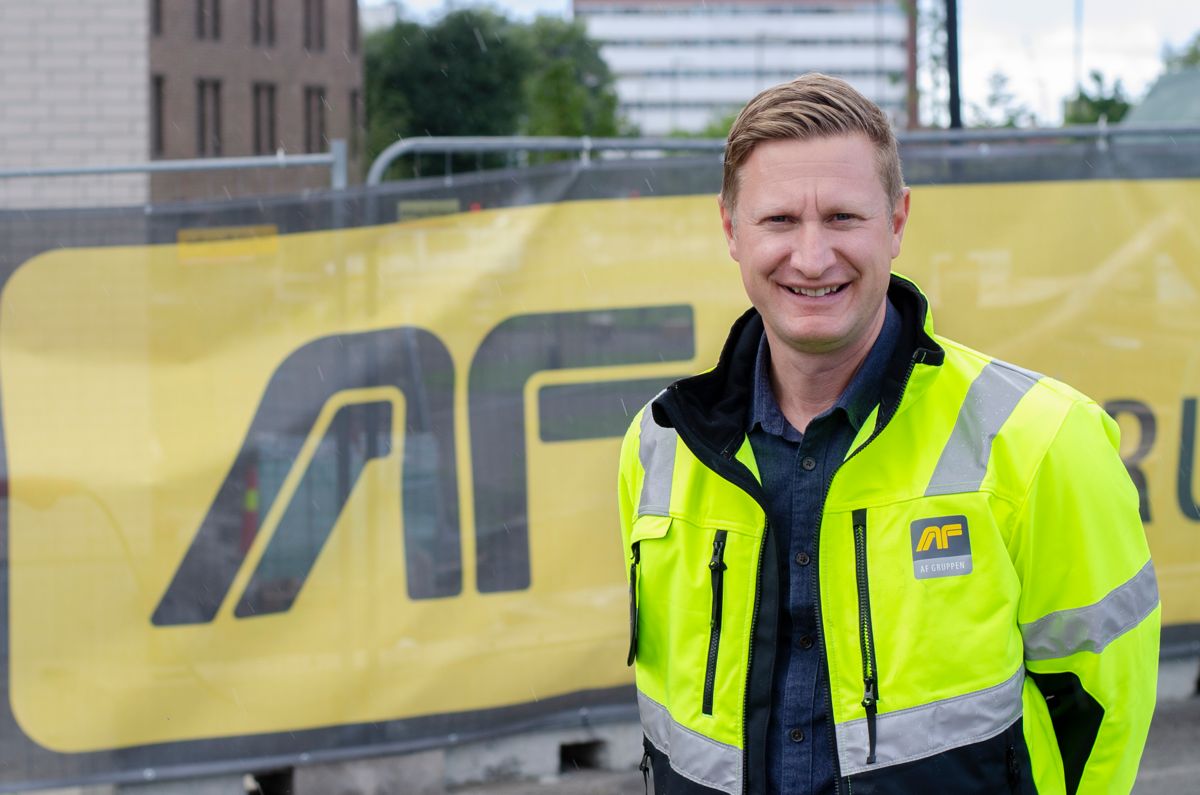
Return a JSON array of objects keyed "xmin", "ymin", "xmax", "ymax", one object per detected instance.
[
  {"xmin": 451, "ymin": 659, "xmax": 1200, "ymax": 794},
  {"xmin": 1134, "ymin": 658, "xmax": 1200, "ymax": 795}
]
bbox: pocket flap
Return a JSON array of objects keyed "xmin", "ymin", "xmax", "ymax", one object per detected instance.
[{"xmin": 631, "ymin": 514, "xmax": 671, "ymax": 543}]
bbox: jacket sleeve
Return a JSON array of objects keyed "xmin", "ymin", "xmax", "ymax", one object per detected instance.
[{"xmin": 1012, "ymin": 399, "xmax": 1160, "ymax": 794}]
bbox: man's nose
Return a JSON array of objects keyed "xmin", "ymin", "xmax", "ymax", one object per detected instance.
[{"xmin": 789, "ymin": 224, "xmax": 837, "ymax": 276}]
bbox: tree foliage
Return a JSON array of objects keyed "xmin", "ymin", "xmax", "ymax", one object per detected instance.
[
  {"xmin": 365, "ymin": 10, "xmax": 528, "ymax": 175},
  {"xmin": 1163, "ymin": 31, "xmax": 1200, "ymax": 72},
  {"xmin": 668, "ymin": 109, "xmax": 739, "ymax": 139},
  {"xmin": 364, "ymin": 10, "xmax": 627, "ymax": 175},
  {"xmin": 518, "ymin": 18, "xmax": 627, "ymax": 138},
  {"xmin": 915, "ymin": 0, "xmax": 948, "ymax": 129},
  {"xmin": 1063, "ymin": 70, "xmax": 1131, "ymax": 125},
  {"xmin": 363, "ymin": 19, "xmax": 423, "ymax": 164},
  {"xmin": 968, "ymin": 70, "xmax": 1035, "ymax": 128}
]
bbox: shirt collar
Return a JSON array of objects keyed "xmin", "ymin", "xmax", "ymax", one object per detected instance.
[{"xmin": 748, "ymin": 298, "xmax": 900, "ymax": 438}]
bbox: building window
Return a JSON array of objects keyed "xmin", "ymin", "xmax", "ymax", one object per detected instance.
[
  {"xmin": 304, "ymin": 86, "xmax": 326, "ymax": 153},
  {"xmin": 151, "ymin": 75, "xmax": 165, "ymax": 157},
  {"xmin": 151, "ymin": 0, "xmax": 162, "ymax": 36},
  {"xmin": 304, "ymin": 0, "xmax": 325, "ymax": 52},
  {"xmin": 348, "ymin": 0, "xmax": 359, "ymax": 54},
  {"xmin": 251, "ymin": 0, "xmax": 275, "ymax": 46},
  {"xmin": 348, "ymin": 89, "xmax": 360, "ymax": 157},
  {"xmin": 253, "ymin": 83, "xmax": 277, "ymax": 155},
  {"xmin": 196, "ymin": 0, "xmax": 220, "ymax": 40},
  {"xmin": 196, "ymin": 78, "xmax": 222, "ymax": 156}
]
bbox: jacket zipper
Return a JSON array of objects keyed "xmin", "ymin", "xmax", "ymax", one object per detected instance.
[
  {"xmin": 662, "ymin": 348, "xmax": 927, "ymax": 793},
  {"xmin": 852, "ymin": 508, "xmax": 880, "ymax": 764},
  {"xmin": 741, "ymin": 520, "xmax": 767, "ymax": 792},
  {"xmin": 627, "ymin": 541, "xmax": 641, "ymax": 667},
  {"xmin": 1006, "ymin": 743, "xmax": 1020, "ymax": 791},
  {"xmin": 815, "ymin": 355, "xmax": 921, "ymax": 793},
  {"xmin": 702, "ymin": 530, "xmax": 729, "ymax": 715}
]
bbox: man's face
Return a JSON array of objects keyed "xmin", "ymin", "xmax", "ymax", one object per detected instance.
[{"xmin": 720, "ymin": 134, "xmax": 910, "ymax": 358}]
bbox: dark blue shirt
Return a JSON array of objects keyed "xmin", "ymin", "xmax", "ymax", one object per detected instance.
[{"xmin": 748, "ymin": 301, "xmax": 899, "ymax": 795}]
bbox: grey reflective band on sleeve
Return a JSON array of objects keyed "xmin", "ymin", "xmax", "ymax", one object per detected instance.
[
  {"xmin": 925, "ymin": 360, "xmax": 1041, "ymax": 496},
  {"xmin": 835, "ymin": 667, "xmax": 1024, "ymax": 777},
  {"xmin": 637, "ymin": 408, "xmax": 677, "ymax": 517},
  {"xmin": 1022, "ymin": 559, "xmax": 1159, "ymax": 661},
  {"xmin": 638, "ymin": 690, "xmax": 743, "ymax": 794}
]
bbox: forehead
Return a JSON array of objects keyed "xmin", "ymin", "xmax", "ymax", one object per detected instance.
[{"xmin": 736, "ymin": 135, "xmax": 885, "ymax": 205}]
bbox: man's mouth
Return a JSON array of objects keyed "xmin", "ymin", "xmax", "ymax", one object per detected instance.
[{"xmin": 785, "ymin": 284, "xmax": 846, "ymax": 297}]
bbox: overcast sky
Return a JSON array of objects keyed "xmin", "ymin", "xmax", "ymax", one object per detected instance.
[{"xmin": 364, "ymin": 0, "xmax": 1200, "ymax": 125}]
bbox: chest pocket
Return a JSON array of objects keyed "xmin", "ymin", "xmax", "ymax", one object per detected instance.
[
  {"xmin": 823, "ymin": 493, "xmax": 1022, "ymax": 725},
  {"xmin": 628, "ymin": 513, "xmax": 762, "ymax": 728}
]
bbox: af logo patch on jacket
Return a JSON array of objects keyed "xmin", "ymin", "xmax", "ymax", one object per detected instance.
[{"xmin": 911, "ymin": 515, "xmax": 972, "ymax": 579}]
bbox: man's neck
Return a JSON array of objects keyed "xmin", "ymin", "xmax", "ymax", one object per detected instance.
[{"xmin": 766, "ymin": 312, "xmax": 886, "ymax": 434}]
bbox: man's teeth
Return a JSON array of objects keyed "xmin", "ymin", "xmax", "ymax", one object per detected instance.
[{"xmin": 788, "ymin": 285, "xmax": 840, "ymax": 297}]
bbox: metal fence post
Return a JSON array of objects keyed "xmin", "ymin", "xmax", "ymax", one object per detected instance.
[{"xmin": 330, "ymin": 139, "xmax": 348, "ymax": 190}]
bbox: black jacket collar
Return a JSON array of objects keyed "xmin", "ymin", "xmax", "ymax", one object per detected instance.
[{"xmin": 652, "ymin": 274, "xmax": 945, "ymax": 465}]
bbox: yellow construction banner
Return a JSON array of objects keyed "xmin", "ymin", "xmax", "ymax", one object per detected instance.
[{"xmin": 0, "ymin": 180, "xmax": 1196, "ymax": 767}]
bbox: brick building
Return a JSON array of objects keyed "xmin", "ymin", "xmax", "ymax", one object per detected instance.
[{"xmin": 0, "ymin": 0, "xmax": 363, "ymax": 209}]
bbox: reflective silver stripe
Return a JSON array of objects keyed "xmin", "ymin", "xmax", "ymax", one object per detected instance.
[
  {"xmin": 638, "ymin": 690, "xmax": 742, "ymax": 794},
  {"xmin": 637, "ymin": 408, "xmax": 677, "ymax": 516},
  {"xmin": 1022, "ymin": 559, "xmax": 1159, "ymax": 660},
  {"xmin": 925, "ymin": 360, "xmax": 1041, "ymax": 496},
  {"xmin": 836, "ymin": 668, "xmax": 1024, "ymax": 777}
]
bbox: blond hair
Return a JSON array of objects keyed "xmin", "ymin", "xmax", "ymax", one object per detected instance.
[{"xmin": 721, "ymin": 73, "xmax": 904, "ymax": 212}]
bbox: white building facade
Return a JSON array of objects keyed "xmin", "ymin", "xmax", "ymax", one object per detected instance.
[{"xmin": 574, "ymin": 0, "xmax": 914, "ymax": 135}]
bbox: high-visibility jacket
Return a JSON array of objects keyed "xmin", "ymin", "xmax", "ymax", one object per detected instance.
[{"xmin": 618, "ymin": 275, "xmax": 1159, "ymax": 795}]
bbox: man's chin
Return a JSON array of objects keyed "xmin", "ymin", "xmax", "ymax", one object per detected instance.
[{"xmin": 771, "ymin": 328, "xmax": 847, "ymax": 356}]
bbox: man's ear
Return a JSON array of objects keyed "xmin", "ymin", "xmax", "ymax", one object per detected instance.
[
  {"xmin": 719, "ymin": 195, "xmax": 738, "ymax": 261},
  {"xmin": 890, "ymin": 187, "xmax": 911, "ymax": 260}
]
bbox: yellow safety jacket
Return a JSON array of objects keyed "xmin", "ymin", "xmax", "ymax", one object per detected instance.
[{"xmin": 618, "ymin": 275, "xmax": 1159, "ymax": 795}]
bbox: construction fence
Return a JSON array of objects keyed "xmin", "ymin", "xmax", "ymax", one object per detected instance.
[{"xmin": 0, "ymin": 131, "xmax": 1198, "ymax": 790}]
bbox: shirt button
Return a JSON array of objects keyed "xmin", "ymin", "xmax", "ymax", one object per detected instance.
[
  {"xmin": 794, "ymin": 551, "xmax": 811, "ymax": 566},
  {"xmin": 798, "ymin": 635, "xmax": 814, "ymax": 650},
  {"xmin": 789, "ymin": 728, "xmax": 805, "ymax": 742},
  {"xmin": 801, "ymin": 456, "xmax": 817, "ymax": 471}
]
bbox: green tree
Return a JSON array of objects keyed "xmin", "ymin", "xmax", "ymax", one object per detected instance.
[
  {"xmin": 365, "ymin": 10, "xmax": 530, "ymax": 175},
  {"xmin": 1163, "ymin": 31, "xmax": 1200, "ymax": 72},
  {"xmin": 968, "ymin": 70, "xmax": 1035, "ymax": 128},
  {"xmin": 915, "ymin": 0, "xmax": 948, "ymax": 128},
  {"xmin": 363, "ymin": 20, "xmax": 423, "ymax": 167},
  {"xmin": 1063, "ymin": 70, "xmax": 1131, "ymax": 125},
  {"xmin": 517, "ymin": 18, "xmax": 627, "ymax": 139},
  {"xmin": 668, "ymin": 109, "xmax": 739, "ymax": 139}
]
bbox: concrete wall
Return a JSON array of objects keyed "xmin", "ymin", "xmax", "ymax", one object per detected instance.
[
  {"xmin": 0, "ymin": 0, "xmax": 149, "ymax": 209},
  {"xmin": 35, "ymin": 720, "xmax": 643, "ymax": 795}
]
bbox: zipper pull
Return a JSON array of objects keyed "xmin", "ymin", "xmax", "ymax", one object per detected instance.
[
  {"xmin": 1006, "ymin": 744, "xmax": 1020, "ymax": 790},
  {"xmin": 639, "ymin": 749, "xmax": 651, "ymax": 794},
  {"xmin": 708, "ymin": 535, "xmax": 727, "ymax": 627},
  {"xmin": 708, "ymin": 536, "xmax": 727, "ymax": 572},
  {"xmin": 862, "ymin": 677, "xmax": 878, "ymax": 764},
  {"xmin": 627, "ymin": 542, "xmax": 641, "ymax": 667}
]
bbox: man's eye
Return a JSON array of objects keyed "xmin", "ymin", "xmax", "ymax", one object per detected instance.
[
  {"xmin": 831, "ymin": 212, "xmax": 855, "ymax": 222},
  {"xmin": 767, "ymin": 215, "xmax": 791, "ymax": 223}
]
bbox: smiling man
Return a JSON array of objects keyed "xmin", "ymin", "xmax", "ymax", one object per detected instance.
[{"xmin": 618, "ymin": 74, "xmax": 1160, "ymax": 794}]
